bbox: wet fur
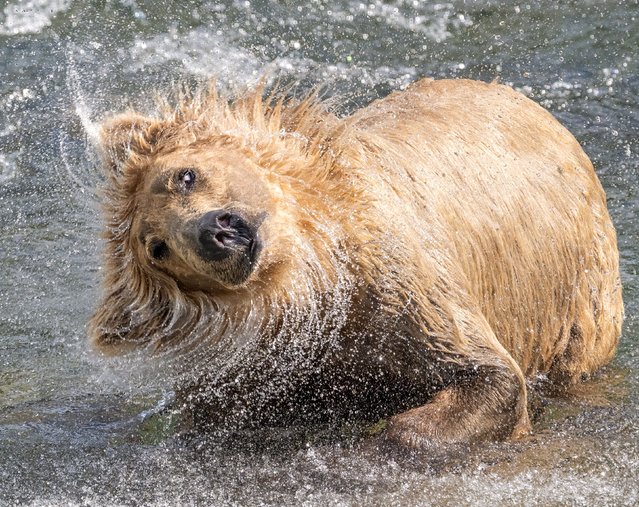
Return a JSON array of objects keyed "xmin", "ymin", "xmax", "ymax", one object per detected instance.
[{"xmin": 89, "ymin": 78, "xmax": 623, "ymax": 447}]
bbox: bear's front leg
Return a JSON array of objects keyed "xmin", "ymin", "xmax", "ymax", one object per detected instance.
[{"xmin": 383, "ymin": 363, "xmax": 531, "ymax": 448}]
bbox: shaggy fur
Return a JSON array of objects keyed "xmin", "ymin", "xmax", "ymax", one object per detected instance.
[{"xmin": 89, "ymin": 78, "xmax": 623, "ymax": 447}]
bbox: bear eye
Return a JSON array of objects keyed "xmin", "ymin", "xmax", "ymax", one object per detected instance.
[
  {"xmin": 177, "ymin": 168, "xmax": 196, "ymax": 191},
  {"xmin": 148, "ymin": 239, "xmax": 169, "ymax": 261}
]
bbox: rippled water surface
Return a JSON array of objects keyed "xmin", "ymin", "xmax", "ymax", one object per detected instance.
[{"xmin": 1, "ymin": 1, "xmax": 638, "ymax": 505}]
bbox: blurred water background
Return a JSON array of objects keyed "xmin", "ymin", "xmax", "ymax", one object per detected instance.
[{"xmin": 0, "ymin": 0, "xmax": 637, "ymax": 505}]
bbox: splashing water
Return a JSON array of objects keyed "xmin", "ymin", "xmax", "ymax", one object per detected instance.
[{"xmin": 0, "ymin": 0, "xmax": 71, "ymax": 36}]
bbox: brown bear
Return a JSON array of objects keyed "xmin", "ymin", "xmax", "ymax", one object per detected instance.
[{"xmin": 89, "ymin": 78, "xmax": 623, "ymax": 448}]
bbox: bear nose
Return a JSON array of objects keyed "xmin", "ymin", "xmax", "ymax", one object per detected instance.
[{"xmin": 197, "ymin": 210, "xmax": 253, "ymax": 260}]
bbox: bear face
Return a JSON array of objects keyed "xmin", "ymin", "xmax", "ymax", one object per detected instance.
[
  {"xmin": 128, "ymin": 144, "xmax": 274, "ymax": 292},
  {"xmin": 98, "ymin": 105, "xmax": 323, "ymax": 301},
  {"xmin": 91, "ymin": 96, "xmax": 347, "ymax": 352}
]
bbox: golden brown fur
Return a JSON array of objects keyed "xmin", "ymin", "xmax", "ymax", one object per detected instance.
[{"xmin": 89, "ymin": 78, "xmax": 623, "ymax": 447}]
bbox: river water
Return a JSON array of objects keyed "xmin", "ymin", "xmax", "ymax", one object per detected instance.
[{"xmin": 0, "ymin": 1, "xmax": 637, "ymax": 505}]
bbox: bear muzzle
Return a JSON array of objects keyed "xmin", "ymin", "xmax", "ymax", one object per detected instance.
[{"xmin": 196, "ymin": 210, "xmax": 262, "ymax": 265}]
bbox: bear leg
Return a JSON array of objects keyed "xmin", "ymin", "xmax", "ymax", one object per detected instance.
[{"xmin": 383, "ymin": 363, "xmax": 530, "ymax": 448}]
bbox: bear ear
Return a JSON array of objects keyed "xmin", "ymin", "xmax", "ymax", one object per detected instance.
[{"xmin": 99, "ymin": 113, "xmax": 157, "ymax": 176}]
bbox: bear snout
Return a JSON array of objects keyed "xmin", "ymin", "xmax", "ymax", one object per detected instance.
[{"xmin": 197, "ymin": 210, "xmax": 256, "ymax": 262}]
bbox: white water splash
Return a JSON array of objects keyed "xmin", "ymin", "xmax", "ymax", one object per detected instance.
[
  {"xmin": 0, "ymin": 151, "xmax": 18, "ymax": 184},
  {"xmin": 127, "ymin": 28, "xmax": 264, "ymax": 87},
  {"xmin": 332, "ymin": 0, "xmax": 473, "ymax": 43},
  {"xmin": 0, "ymin": 0, "xmax": 71, "ymax": 36},
  {"xmin": 66, "ymin": 54, "xmax": 102, "ymax": 148},
  {"xmin": 125, "ymin": 26, "xmax": 417, "ymax": 93},
  {"xmin": 55, "ymin": 53, "xmax": 105, "ymax": 200}
]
